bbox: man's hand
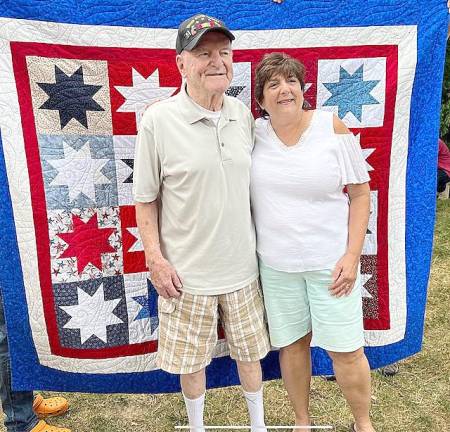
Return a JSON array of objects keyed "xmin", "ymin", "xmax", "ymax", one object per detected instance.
[
  {"xmin": 448, "ymin": 0, "xmax": 450, "ymax": 13},
  {"xmin": 147, "ymin": 255, "xmax": 182, "ymax": 299},
  {"xmin": 329, "ymin": 252, "xmax": 359, "ymax": 297},
  {"xmin": 135, "ymin": 201, "xmax": 181, "ymax": 299}
]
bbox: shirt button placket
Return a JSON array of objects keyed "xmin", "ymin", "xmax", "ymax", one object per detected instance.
[
  {"xmin": 217, "ymin": 120, "xmax": 231, "ymax": 162},
  {"xmin": 216, "ymin": 126, "xmax": 225, "ymax": 161}
]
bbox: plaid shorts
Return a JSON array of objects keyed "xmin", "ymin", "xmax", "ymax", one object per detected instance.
[{"xmin": 156, "ymin": 280, "xmax": 270, "ymax": 374}]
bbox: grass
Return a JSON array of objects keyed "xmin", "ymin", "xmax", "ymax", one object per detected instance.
[{"xmin": 2, "ymin": 201, "xmax": 449, "ymax": 432}]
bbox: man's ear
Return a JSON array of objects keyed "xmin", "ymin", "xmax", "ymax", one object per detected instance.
[{"xmin": 176, "ymin": 54, "xmax": 185, "ymax": 78}]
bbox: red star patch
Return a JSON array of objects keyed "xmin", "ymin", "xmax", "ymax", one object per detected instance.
[{"xmin": 58, "ymin": 214, "xmax": 116, "ymax": 273}]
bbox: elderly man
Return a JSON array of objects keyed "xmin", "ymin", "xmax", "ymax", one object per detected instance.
[{"xmin": 134, "ymin": 14, "xmax": 270, "ymax": 432}]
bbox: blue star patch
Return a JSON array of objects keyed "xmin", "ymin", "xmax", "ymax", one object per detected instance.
[
  {"xmin": 132, "ymin": 281, "xmax": 159, "ymax": 332},
  {"xmin": 132, "ymin": 295, "xmax": 151, "ymax": 320},
  {"xmin": 323, "ymin": 65, "xmax": 380, "ymax": 122},
  {"xmin": 38, "ymin": 66, "xmax": 104, "ymax": 129}
]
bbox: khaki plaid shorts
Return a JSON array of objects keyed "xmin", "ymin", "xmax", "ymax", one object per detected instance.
[{"xmin": 156, "ymin": 280, "xmax": 270, "ymax": 374}]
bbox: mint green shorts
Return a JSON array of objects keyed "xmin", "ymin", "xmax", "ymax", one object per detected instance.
[{"xmin": 259, "ymin": 259, "xmax": 364, "ymax": 352}]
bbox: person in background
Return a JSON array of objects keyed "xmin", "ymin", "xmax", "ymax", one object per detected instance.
[
  {"xmin": 377, "ymin": 362, "xmax": 399, "ymax": 377},
  {"xmin": 448, "ymin": 0, "xmax": 450, "ymax": 35},
  {"xmin": 251, "ymin": 52, "xmax": 374, "ymax": 432},
  {"xmin": 438, "ymin": 138, "xmax": 450, "ymax": 193},
  {"xmin": 0, "ymin": 293, "xmax": 70, "ymax": 432}
]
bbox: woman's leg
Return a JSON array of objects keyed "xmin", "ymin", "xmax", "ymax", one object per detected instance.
[
  {"xmin": 258, "ymin": 260, "xmax": 312, "ymax": 429},
  {"xmin": 305, "ymin": 269, "xmax": 374, "ymax": 431},
  {"xmin": 327, "ymin": 348, "xmax": 375, "ymax": 432},
  {"xmin": 280, "ymin": 332, "xmax": 312, "ymax": 428}
]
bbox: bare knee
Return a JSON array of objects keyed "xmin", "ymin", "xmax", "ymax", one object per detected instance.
[
  {"xmin": 236, "ymin": 359, "xmax": 261, "ymax": 372},
  {"xmin": 281, "ymin": 332, "xmax": 312, "ymax": 355},
  {"xmin": 181, "ymin": 368, "xmax": 206, "ymax": 399},
  {"xmin": 327, "ymin": 347, "xmax": 365, "ymax": 366},
  {"xmin": 236, "ymin": 360, "xmax": 262, "ymax": 392}
]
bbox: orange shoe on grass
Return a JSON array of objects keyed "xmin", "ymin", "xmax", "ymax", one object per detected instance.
[
  {"xmin": 32, "ymin": 394, "xmax": 69, "ymax": 418},
  {"xmin": 30, "ymin": 420, "xmax": 71, "ymax": 432}
]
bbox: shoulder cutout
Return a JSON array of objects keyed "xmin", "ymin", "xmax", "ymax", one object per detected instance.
[{"xmin": 333, "ymin": 114, "xmax": 351, "ymax": 135}]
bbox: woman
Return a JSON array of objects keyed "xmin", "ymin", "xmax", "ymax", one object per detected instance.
[{"xmin": 250, "ymin": 52, "xmax": 375, "ymax": 432}]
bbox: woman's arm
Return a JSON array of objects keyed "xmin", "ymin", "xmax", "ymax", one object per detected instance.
[
  {"xmin": 330, "ymin": 116, "xmax": 371, "ymax": 297},
  {"xmin": 329, "ymin": 184, "xmax": 370, "ymax": 295},
  {"xmin": 345, "ymin": 183, "xmax": 371, "ymax": 258}
]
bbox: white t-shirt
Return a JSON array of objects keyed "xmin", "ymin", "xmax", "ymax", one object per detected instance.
[
  {"xmin": 250, "ymin": 109, "xmax": 370, "ymax": 272},
  {"xmin": 190, "ymin": 98, "xmax": 222, "ymax": 125}
]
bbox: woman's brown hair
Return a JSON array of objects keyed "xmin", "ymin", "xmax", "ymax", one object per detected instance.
[{"xmin": 254, "ymin": 52, "xmax": 308, "ymax": 117}]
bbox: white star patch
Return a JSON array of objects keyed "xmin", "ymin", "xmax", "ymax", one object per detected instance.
[
  {"xmin": 362, "ymin": 191, "xmax": 378, "ymax": 255},
  {"xmin": 47, "ymin": 142, "xmax": 110, "ymax": 201},
  {"xmin": 355, "ymin": 134, "xmax": 375, "ymax": 172},
  {"xmin": 360, "ymin": 273, "xmax": 373, "ymax": 298},
  {"xmin": 60, "ymin": 284, "xmax": 123, "ymax": 344},
  {"xmin": 115, "ymin": 68, "xmax": 177, "ymax": 127},
  {"xmin": 362, "ymin": 148, "xmax": 375, "ymax": 171},
  {"xmin": 126, "ymin": 227, "xmax": 144, "ymax": 252}
]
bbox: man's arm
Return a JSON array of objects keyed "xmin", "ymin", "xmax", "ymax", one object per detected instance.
[
  {"xmin": 133, "ymin": 111, "xmax": 181, "ymax": 299},
  {"xmin": 136, "ymin": 201, "xmax": 182, "ymax": 299}
]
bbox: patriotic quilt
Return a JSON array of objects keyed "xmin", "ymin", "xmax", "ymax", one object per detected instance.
[{"xmin": 0, "ymin": 1, "xmax": 447, "ymax": 393}]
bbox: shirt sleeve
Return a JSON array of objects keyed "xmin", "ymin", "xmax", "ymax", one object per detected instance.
[
  {"xmin": 336, "ymin": 133, "xmax": 370, "ymax": 185},
  {"xmin": 132, "ymin": 111, "xmax": 162, "ymax": 203},
  {"xmin": 250, "ymin": 113, "xmax": 256, "ymax": 151}
]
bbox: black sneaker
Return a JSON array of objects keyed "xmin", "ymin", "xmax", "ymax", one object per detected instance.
[{"xmin": 378, "ymin": 362, "xmax": 399, "ymax": 376}]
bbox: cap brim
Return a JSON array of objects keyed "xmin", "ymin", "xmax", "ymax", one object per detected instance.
[{"xmin": 181, "ymin": 27, "xmax": 235, "ymax": 53}]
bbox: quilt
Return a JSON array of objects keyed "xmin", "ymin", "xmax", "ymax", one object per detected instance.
[{"xmin": 0, "ymin": 0, "xmax": 448, "ymax": 393}]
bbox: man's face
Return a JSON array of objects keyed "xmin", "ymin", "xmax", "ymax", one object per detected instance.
[{"xmin": 176, "ymin": 32, "xmax": 233, "ymax": 97}]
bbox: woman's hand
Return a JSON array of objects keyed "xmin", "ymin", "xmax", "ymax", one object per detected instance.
[{"xmin": 330, "ymin": 252, "xmax": 360, "ymax": 297}]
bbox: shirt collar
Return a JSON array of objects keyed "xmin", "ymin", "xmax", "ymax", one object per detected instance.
[{"xmin": 177, "ymin": 83, "xmax": 238, "ymax": 124}]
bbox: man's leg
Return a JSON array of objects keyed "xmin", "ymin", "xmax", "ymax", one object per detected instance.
[
  {"xmin": 236, "ymin": 360, "xmax": 266, "ymax": 432},
  {"xmin": 236, "ymin": 360, "xmax": 262, "ymax": 392},
  {"xmin": 220, "ymin": 282, "xmax": 271, "ymax": 432},
  {"xmin": 0, "ymin": 293, "xmax": 39, "ymax": 432},
  {"xmin": 156, "ymin": 293, "xmax": 219, "ymax": 432},
  {"xmin": 180, "ymin": 369, "xmax": 206, "ymax": 432}
]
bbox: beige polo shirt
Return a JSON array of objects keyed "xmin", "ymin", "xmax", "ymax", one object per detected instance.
[{"xmin": 133, "ymin": 85, "xmax": 258, "ymax": 295}]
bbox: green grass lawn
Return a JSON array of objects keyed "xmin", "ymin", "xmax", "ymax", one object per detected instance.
[{"xmin": 3, "ymin": 201, "xmax": 449, "ymax": 432}]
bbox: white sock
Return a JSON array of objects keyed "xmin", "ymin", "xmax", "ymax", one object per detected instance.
[
  {"xmin": 183, "ymin": 392, "xmax": 205, "ymax": 432},
  {"xmin": 243, "ymin": 386, "xmax": 267, "ymax": 432}
]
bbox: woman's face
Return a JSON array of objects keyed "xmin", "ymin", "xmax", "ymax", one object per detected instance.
[{"xmin": 260, "ymin": 73, "xmax": 304, "ymax": 119}]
